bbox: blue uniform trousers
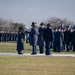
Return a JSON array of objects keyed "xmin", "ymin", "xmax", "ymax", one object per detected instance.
[
  {"xmin": 39, "ymin": 45, "xmax": 44, "ymax": 54},
  {"xmin": 45, "ymin": 41, "xmax": 51, "ymax": 55},
  {"xmin": 32, "ymin": 45, "xmax": 37, "ymax": 54}
]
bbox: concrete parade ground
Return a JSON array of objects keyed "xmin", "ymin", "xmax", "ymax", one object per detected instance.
[{"xmin": 0, "ymin": 53, "xmax": 75, "ymax": 57}]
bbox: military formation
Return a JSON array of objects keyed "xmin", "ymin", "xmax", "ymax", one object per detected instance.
[
  {"xmin": 0, "ymin": 22, "xmax": 75, "ymax": 55},
  {"xmin": 16, "ymin": 22, "xmax": 75, "ymax": 55},
  {"xmin": 0, "ymin": 31, "xmax": 18, "ymax": 42}
]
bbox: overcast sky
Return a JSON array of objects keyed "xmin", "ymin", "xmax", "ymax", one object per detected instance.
[{"xmin": 0, "ymin": 0, "xmax": 75, "ymax": 28}]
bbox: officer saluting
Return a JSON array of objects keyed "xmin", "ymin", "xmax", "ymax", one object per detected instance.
[
  {"xmin": 30, "ymin": 22, "xmax": 38, "ymax": 55},
  {"xmin": 17, "ymin": 27, "xmax": 25, "ymax": 54},
  {"xmin": 43, "ymin": 23, "xmax": 53, "ymax": 55}
]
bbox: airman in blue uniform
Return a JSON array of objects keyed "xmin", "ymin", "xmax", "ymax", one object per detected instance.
[
  {"xmin": 64, "ymin": 27, "xmax": 71, "ymax": 51},
  {"xmin": 53, "ymin": 27, "xmax": 63, "ymax": 52},
  {"xmin": 38, "ymin": 23, "xmax": 45, "ymax": 54},
  {"xmin": 30, "ymin": 22, "xmax": 38, "ymax": 55},
  {"xmin": 71, "ymin": 26, "xmax": 75, "ymax": 52},
  {"xmin": 43, "ymin": 23, "xmax": 53, "ymax": 55},
  {"xmin": 17, "ymin": 27, "xmax": 25, "ymax": 54}
]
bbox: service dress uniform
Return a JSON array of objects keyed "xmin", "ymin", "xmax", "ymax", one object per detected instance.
[
  {"xmin": 30, "ymin": 22, "xmax": 38, "ymax": 55},
  {"xmin": 43, "ymin": 24, "xmax": 53, "ymax": 55},
  {"xmin": 17, "ymin": 27, "xmax": 24, "ymax": 54}
]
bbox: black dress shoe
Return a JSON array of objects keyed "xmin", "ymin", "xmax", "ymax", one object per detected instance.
[
  {"xmin": 46, "ymin": 53, "xmax": 52, "ymax": 56},
  {"xmin": 18, "ymin": 53, "xmax": 23, "ymax": 55},
  {"xmin": 31, "ymin": 53, "xmax": 37, "ymax": 55},
  {"xmin": 40, "ymin": 52, "xmax": 44, "ymax": 54}
]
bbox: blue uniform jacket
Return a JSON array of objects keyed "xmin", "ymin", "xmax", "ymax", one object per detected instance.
[
  {"xmin": 30, "ymin": 27, "xmax": 38, "ymax": 46},
  {"xmin": 43, "ymin": 28, "xmax": 53, "ymax": 42},
  {"xmin": 17, "ymin": 32, "xmax": 24, "ymax": 51},
  {"xmin": 38, "ymin": 27, "xmax": 44, "ymax": 46}
]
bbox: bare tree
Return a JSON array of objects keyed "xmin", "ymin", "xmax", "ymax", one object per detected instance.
[
  {"xmin": 44, "ymin": 17, "xmax": 74, "ymax": 28},
  {"xmin": 11, "ymin": 23, "xmax": 26, "ymax": 31},
  {"xmin": 0, "ymin": 18, "xmax": 26, "ymax": 31}
]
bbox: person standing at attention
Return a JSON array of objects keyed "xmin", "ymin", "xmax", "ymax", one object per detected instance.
[
  {"xmin": 17, "ymin": 27, "xmax": 25, "ymax": 54},
  {"xmin": 38, "ymin": 22, "xmax": 45, "ymax": 54},
  {"xmin": 43, "ymin": 23, "xmax": 53, "ymax": 55},
  {"xmin": 30, "ymin": 22, "xmax": 38, "ymax": 55}
]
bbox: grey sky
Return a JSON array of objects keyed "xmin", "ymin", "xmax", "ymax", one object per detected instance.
[{"xmin": 0, "ymin": 0, "xmax": 75, "ymax": 28}]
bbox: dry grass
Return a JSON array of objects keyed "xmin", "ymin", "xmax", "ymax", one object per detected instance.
[
  {"xmin": 0, "ymin": 42, "xmax": 75, "ymax": 75},
  {"xmin": 0, "ymin": 56, "xmax": 75, "ymax": 75}
]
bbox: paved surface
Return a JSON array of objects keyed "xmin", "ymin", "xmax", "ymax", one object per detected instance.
[{"xmin": 0, "ymin": 53, "xmax": 75, "ymax": 57}]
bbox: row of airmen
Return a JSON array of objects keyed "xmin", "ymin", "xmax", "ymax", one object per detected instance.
[
  {"xmin": 0, "ymin": 31, "xmax": 18, "ymax": 42},
  {"xmin": 16, "ymin": 22, "xmax": 75, "ymax": 55}
]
